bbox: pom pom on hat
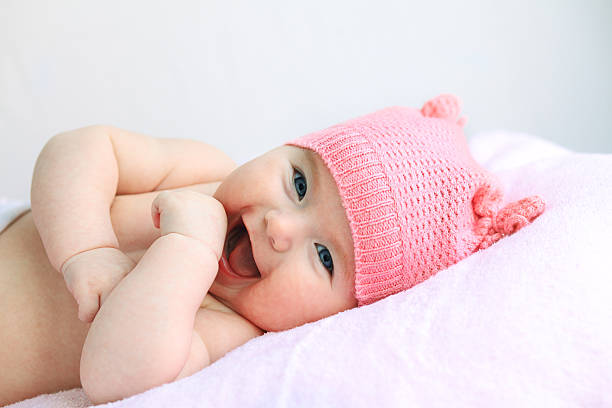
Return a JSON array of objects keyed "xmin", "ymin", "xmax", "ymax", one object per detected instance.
[
  {"xmin": 287, "ymin": 95, "xmax": 545, "ymax": 306},
  {"xmin": 421, "ymin": 93, "xmax": 465, "ymax": 125}
]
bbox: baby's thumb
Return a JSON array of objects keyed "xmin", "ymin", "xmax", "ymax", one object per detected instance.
[{"xmin": 77, "ymin": 293, "xmax": 100, "ymax": 323}]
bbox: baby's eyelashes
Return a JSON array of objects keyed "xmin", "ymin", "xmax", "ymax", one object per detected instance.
[
  {"xmin": 315, "ymin": 243, "xmax": 334, "ymax": 276},
  {"xmin": 292, "ymin": 168, "xmax": 307, "ymax": 201}
]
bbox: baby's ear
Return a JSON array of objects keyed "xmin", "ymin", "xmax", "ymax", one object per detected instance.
[{"xmin": 421, "ymin": 94, "xmax": 467, "ymax": 127}]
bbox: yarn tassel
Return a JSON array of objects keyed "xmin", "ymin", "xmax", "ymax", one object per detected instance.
[{"xmin": 473, "ymin": 184, "xmax": 546, "ymax": 250}]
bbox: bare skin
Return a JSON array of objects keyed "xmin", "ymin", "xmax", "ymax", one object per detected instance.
[
  {"xmin": 0, "ymin": 124, "xmax": 248, "ymax": 405},
  {"xmin": 0, "ymin": 210, "xmax": 88, "ymax": 404},
  {"xmin": 0, "ymin": 126, "xmax": 355, "ymax": 405},
  {"xmin": 0, "ymin": 183, "xmax": 237, "ymax": 405}
]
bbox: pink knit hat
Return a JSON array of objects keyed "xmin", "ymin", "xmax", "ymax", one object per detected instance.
[{"xmin": 287, "ymin": 94, "xmax": 545, "ymax": 306}]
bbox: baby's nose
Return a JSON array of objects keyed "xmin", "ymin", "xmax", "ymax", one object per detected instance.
[{"xmin": 264, "ymin": 209, "xmax": 302, "ymax": 252}]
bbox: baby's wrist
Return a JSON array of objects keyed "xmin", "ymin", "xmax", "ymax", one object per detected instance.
[
  {"xmin": 157, "ymin": 232, "xmax": 221, "ymax": 265},
  {"xmin": 60, "ymin": 246, "xmax": 130, "ymax": 275}
]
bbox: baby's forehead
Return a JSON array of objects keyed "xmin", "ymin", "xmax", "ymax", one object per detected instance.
[
  {"xmin": 266, "ymin": 144, "xmax": 356, "ymax": 282},
  {"xmin": 280, "ymin": 145, "xmax": 327, "ymax": 175}
]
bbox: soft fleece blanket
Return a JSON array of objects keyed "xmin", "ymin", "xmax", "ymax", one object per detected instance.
[{"xmin": 10, "ymin": 132, "xmax": 612, "ymax": 407}]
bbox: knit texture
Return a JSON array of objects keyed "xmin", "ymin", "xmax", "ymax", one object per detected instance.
[{"xmin": 287, "ymin": 94, "xmax": 545, "ymax": 306}]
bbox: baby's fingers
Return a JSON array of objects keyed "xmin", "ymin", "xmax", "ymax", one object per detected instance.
[
  {"xmin": 74, "ymin": 289, "xmax": 101, "ymax": 323},
  {"xmin": 151, "ymin": 190, "xmax": 171, "ymax": 229}
]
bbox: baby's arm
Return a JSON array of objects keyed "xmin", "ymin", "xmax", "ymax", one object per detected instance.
[
  {"xmin": 80, "ymin": 191, "xmax": 226, "ymax": 404},
  {"xmin": 32, "ymin": 124, "xmax": 234, "ymax": 273},
  {"xmin": 31, "ymin": 125, "xmax": 235, "ymax": 321}
]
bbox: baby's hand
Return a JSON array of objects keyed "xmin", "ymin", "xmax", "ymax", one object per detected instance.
[
  {"xmin": 151, "ymin": 190, "xmax": 227, "ymax": 260},
  {"xmin": 61, "ymin": 248, "xmax": 136, "ymax": 323}
]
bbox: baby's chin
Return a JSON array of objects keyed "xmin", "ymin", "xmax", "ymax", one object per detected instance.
[
  {"xmin": 242, "ymin": 303, "xmax": 342, "ymax": 333},
  {"xmin": 202, "ymin": 292, "xmax": 296, "ymax": 332},
  {"xmin": 257, "ymin": 312, "xmax": 339, "ymax": 332}
]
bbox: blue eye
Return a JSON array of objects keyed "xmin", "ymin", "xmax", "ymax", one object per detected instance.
[
  {"xmin": 293, "ymin": 168, "xmax": 307, "ymax": 201},
  {"xmin": 315, "ymin": 243, "xmax": 334, "ymax": 275}
]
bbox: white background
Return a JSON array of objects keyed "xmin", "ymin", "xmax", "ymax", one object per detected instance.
[{"xmin": 1, "ymin": 0, "xmax": 611, "ymax": 200}]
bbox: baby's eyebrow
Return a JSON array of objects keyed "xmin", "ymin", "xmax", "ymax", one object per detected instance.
[{"xmin": 301, "ymin": 148, "xmax": 318, "ymax": 180}]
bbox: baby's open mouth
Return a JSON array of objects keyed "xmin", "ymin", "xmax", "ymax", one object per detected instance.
[{"xmin": 225, "ymin": 218, "xmax": 261, "ymax": 279}]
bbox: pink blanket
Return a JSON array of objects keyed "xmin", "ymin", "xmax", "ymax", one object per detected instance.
[{"xmin": 10, "ymin": 132, "xmax": 612, "ymax": 407}]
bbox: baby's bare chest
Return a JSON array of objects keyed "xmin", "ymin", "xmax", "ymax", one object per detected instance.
[
  {"xmin": 0, "ymin": 185, "xmax": 230, "ymax": 400},
  {"xmin": 0, "ymin": 194, "xmax": 160, "ymax": 359},
  {"xmin": 0, "ymin": 212, "xmax": 90, "ymax": 400}
]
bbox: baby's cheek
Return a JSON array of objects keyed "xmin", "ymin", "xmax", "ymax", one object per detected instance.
[
  {"xmin": 275, "ymin": 278, "xmax": 332, "ymax": 325},
  {"xmin": 244, "ymin": 277, "xmax": 317, "ymax": 331},
  {"xmin": 253, "ymin": 277, "xmax": 302, "ymax": 311}
]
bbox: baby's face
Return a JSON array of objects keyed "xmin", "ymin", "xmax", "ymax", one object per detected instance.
[{"xmin": 211, "ymin": 146, "xmax": 356, "ymax": 331}]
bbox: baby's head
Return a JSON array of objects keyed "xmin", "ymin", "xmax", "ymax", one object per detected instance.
[
  {"xmin": 211, "ymin": 144, "xmax": 356, "ymax": 332},
  {"xmin": 211, "ymin": 94, "xmax": 545, "ymax": 331}
]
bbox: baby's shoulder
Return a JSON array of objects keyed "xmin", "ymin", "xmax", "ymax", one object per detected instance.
[{"xmin": 194, "ymin": 294, "xmax": 264, "ymax": 363}]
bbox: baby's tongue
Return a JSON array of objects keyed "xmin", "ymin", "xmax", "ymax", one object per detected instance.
[{"xmin": 228, "ymin": 229, "xmax": 259, "ymax": 278}]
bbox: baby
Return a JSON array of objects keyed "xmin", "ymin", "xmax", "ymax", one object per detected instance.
[{"xmin": 0, "ymin": 94, "xmax": 545, "ymax": 405}]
